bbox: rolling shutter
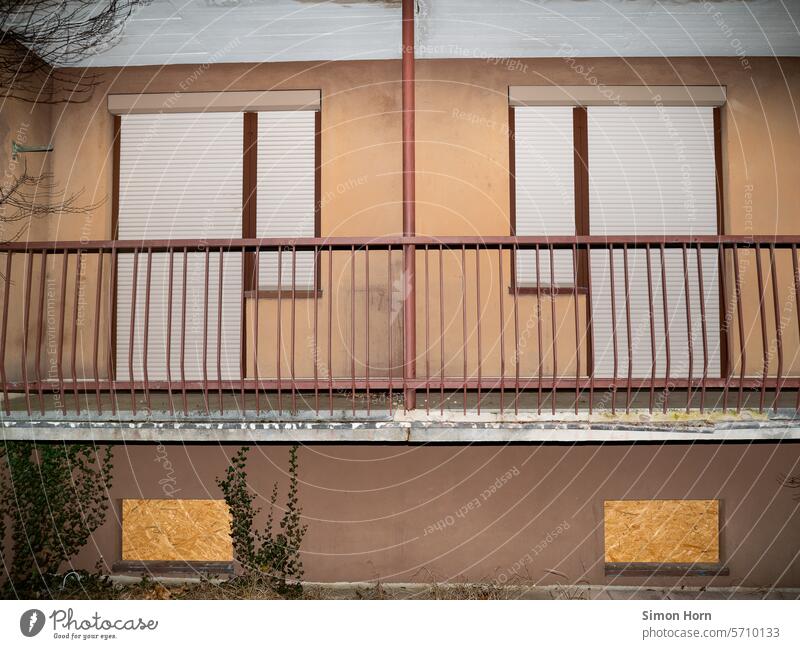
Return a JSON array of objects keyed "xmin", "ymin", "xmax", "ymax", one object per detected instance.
[
  {"xmin": 588, "ymin": 106, "xmax": 720, "ymax": 379},
  {"xmin": 257, "ymin": 110, "xmax": 316, "ymax": 290},
  {"xmin": 513, "ymin": 106, "xmax": 575, "ymax": 285},
  {"xmin": 116, "ymin": 112, "xmax": 243, "ymax": 382}
]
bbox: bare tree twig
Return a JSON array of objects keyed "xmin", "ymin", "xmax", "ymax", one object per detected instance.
[{"xmin": 1, "ymin": 1, "xmax": 150, "ymax": 103}]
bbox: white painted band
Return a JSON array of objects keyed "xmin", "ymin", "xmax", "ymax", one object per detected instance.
[{"xmin": 108, "ymin": 89, "xmax": 321, "ymax": 114}]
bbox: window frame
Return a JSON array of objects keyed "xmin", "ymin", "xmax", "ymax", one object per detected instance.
[
  {"xmin": 507, "ymin": 103, "xmax": 727, "ymax": 377},
  {"xmin": 110, "ymin": 105, "xmax": 322, "ymax": 382}
]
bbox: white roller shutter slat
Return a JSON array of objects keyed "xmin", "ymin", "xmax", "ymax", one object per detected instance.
[
  {"xmin": 257, "ymin": 111, "xmax": 316, "ymax": 290},
  {"xmin": 588, "ymin": 106, "xmax": 721, "ymax": 379},
  {"xmin": 117, "ymin": 112, "xmax": 243, "ymax": 382},
  {"xmin": 513, "ymin": 106, "xmax": 575, "ymax": 285}
]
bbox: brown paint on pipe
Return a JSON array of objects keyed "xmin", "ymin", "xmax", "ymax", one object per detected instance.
[{"xmin": 402, "ymin": 0, "xmax": 417, "ymax": 410}]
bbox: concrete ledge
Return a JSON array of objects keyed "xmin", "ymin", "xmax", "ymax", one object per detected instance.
[{"xmin": 3, "ymin": 416, "xmax": 800, "ymax": 442}]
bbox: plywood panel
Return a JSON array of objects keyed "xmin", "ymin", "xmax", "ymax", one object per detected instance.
[
  {"xmin": 604, "ymin": 499, "xmax": 719, "ymax": 564},
  {"xmin": 122, "ymin": 499, "xmax": 233, "ymax": 562}
]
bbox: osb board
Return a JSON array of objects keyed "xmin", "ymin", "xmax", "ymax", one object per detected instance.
[
  {"xmin": 122, "ymin": 499, "xmax": 233, "ymax": 562},
  {"xmin": 604, "ymin": 500, "xmax": 719, "ymax": 564}
]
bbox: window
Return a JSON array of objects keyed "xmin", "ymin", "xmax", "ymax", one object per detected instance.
[
  {"xmin": 112, "ymin": 94, "xmax": 321, "ymax": 381},
  {"xmin": 509, "ymin": 91, "xmax": 723, "ymax": 378},
  {"xmin": 588, "ymin": 106, "xmax": 721, "ymax": 379},
  {"xmin": 254, "ymin": 110, "xmax": 318, "ymax": 292},
  {"xmin": 511, "ymin": 106, "xmax": 577, "ymax": 288},
  {"xmin": 115, "ymin": 112, "xmax": 244, "ymax": 381}
]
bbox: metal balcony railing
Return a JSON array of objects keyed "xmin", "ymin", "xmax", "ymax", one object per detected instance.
[{"xmin": 1, "ymin": 235, "xmax": 799, "ymax": 418}]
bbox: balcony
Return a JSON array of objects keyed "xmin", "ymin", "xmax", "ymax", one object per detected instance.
[{"xmin": 1, "ymin": 234, "xmax": 800, "ymax": 436}]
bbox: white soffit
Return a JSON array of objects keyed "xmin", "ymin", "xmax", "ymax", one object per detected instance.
[
  {"xmin": 59, "ymin": 0, "xmax": 799, "ymax": 68},
  {"xmin": 509, "ymin": 85, "xmax": 727, "ymax": 107}
]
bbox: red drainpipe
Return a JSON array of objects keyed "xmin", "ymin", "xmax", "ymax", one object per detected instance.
[{"xmin": 402, "ymin": 0, "xmax": 416, "ymax": 410}]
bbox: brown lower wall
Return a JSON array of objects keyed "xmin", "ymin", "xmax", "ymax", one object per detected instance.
[{"xmin": 70, "ymin": 440, "xmax": 800, "ymax": 587}]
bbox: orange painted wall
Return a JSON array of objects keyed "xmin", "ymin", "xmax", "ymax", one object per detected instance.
[{"xmin": 3, "ymin": 57, "xmax": 799, "ymax": 384}]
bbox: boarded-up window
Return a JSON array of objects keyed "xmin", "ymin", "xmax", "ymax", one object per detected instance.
[
  {"xmin": 513, "ymin": 106, "xmax": 575, "ymax": 286},
  {"xmin": 122, "ymin": 499, "xmax": 233, "ymax": 562},
  {"xmin": 604, "ymin": 499, "xmax": 720, "ymax": 564},
  {"xmin": 116, "ymin": 112, "xmax": 243, "ymax": 381}
]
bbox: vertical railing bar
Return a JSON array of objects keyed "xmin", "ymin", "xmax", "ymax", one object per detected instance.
[
  {"xmin": 166, "ymin": 249, "xmax": 175, "ymax": 416},
  {"xmin": 35, "ymin": 250, "xmax": 47, "ymax": 414},
  {"xmin": 586, "ymin": 244, "xmax": 595, "ymax": 414},
  {"xmin": 365, "ymin": 245, "xmax": 371, "ymax": 415},
  {"xmin": 608, "ymin": 245, "xmax": 618, "ymax": 415},
  {"xmin": 386, "ymin": 245, "xmax": 393, "ymax": 414},
  {"xmin": 769, "ymin": 244, "xmax": 784, "ymax": 411},
  {"xmin": 291, "ymin": 245, "xmax": 297, "ymax": 414},
  {"xmin": 313, "ymin": 245, "xmax": 320, "ymax": 414},
  {"xmin": 21, "ymin": 251, "xmax": 34, "ymax": 415},
  {"xmin": 141, "ymin": 248, "xmax": 152, "ymax": 415},
  {"xmin": 328, "ymin": 245, "xmax": 334, "ymax": 415},
  {"xmin": 659, "ymin": 244, "xmax": 671, "ymax": 413},
  {"xmin": 439, "ymin": 245, "xmax": 445, "ymax": 414},
  {"xmin": 682, "ymin": 243, "xmax": 694, "ymax": 413},
  {"xmin": 0, "ymin": 252, "xmax": 11, "ymax": 415},
  {"xmin": 755, "ymin": 243, "xmax": 769, "ymax": 413},
  {"xmin": 253, "ymin": 249, "xmax": 260, "ymax": 415},
  {"xmin": 180, "ymin": 248, "xmax": 188, "ymax": 416},
  {"xmin": 461, "ymin": 245, "xmax": 467, "ymax": 415},
  {"xmin": 792, "ymin": 244, "xmax": 800, "ymax": 411},
  {"xmin": 128, "ymin": 250, "xmax": 138, "ymax": 416},
  {"xmin": 350, "ymin": 244, "xmax": 356, "ymax": 415},
  {"xmin": 512, "ymin": 243, "xmax": 521, "ymax": 415},
  {"xmin": 239, "ymin": 245, "xmax": 246, "ymax": 414},
  {"xmin": 475, "ymin": 245, "xmax": 482, "ymax": 414},
  {"xmin": 732, "ymin": 244, "xmax": 746, "ymax": 412},
  {"xmin": 424, "ymin": 244, "xmax": 430, "ymax": 414},
  {"xmin": 276, "ymin": 246, "xmax": 283, "ymax": 414},
  {"xmin": 719, "ymin": 243, "xmax": 730, "ymax": 412},
  {"xmin": 108, "ymin": 249, "xmax": 118, "ymax": 415},
  {"xmin": 201, "ymin": 248, "xmax": 210, "ymax": 416},
  {"xmin": 572, "ymin": 244, "xmax": 580, "ymax": 414},
  {"xmin": 93, "ymin": 251, "xmax": 104, "ymax": 414},
  {"xmin": 217, "ymin": 248, "xmax": 224, "ymax": 414},
  {"xmin": 71, "ymin": 251, "xmax": 83, "ymax": 414},
  {"xmin": 696, "ymin": 243, "xmax": 709, "ymax": 413},
  {"xmin": 645, "ymin": 244, "xmax": 656, "ymax": 413},
  {"xmin": 549, "ymin": 247, "xmax": 557, "ymax": 415},
  {"xmin": 535, "ymin": 244, "xmax": 543, "ymax": 415},
  {"xmin": 623, "ymin": 244, "xmax": 632, "ymax": 414},
  {"xmin": 499, "ymin": 244, "xmax": 506, "ymax": 416}
]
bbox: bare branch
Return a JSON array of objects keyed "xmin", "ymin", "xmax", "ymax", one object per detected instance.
[
  {"xmin": 1, "ymin": 1, "xmax": 151, "ymax": 103},
  {"xmin": 0, "ymin": 165, "xmax": 104, "ymax": 244}
]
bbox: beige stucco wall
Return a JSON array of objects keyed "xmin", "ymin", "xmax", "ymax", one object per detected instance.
[{"xmin": 4, "ymin": 56, "xmax": 800, "ymax": 386}]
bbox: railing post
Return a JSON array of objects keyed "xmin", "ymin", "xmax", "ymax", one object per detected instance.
[{"xmin": 402, "ymin": 0, "xmax": 416, "ymax": 410}]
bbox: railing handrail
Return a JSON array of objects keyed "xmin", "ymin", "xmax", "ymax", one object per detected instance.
[{"xmin": 2, "ymin": 234, "xmax": 799, "ymax": 253}]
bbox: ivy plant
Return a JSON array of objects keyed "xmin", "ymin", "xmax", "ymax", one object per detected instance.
[
  {"xmin": 217, "ymin": 445, "xmax": 307, "ymax": 595},
  {"xmin": 0, "ymin": 442, "xmax": 113, "ymax": 597}
]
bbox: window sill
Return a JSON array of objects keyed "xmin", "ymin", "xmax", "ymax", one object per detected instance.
[
  {"xmin": 245, "ymin": 289, "xmax": 322, "ymax": 299},
  {"xmin": 604, "ymin": 562, "xmax": 729, "ymax": 577},
  {"xmin": 112, "ymin": 560, "xmax": 234, "ymax": 578},
  {"xmin": 509, "ymin": 285, "xmax": 588, "ymax": 295}
]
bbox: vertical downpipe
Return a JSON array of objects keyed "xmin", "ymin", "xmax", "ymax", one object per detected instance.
[{"xmin": 402, "ymin": 0, "xmax": 417, "ymax": 410}]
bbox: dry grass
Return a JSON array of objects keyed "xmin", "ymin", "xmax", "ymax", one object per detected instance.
[{"xmin": 42, "ymin": 570, "xmax": 586, "ymax": 600}]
